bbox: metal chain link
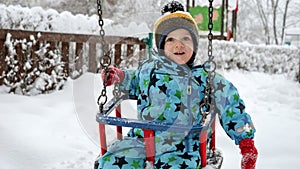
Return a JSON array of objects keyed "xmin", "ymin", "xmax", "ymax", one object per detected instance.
[
  {"xmin": 97, "ymin": 0, "xmax": 110, "ymax": 113},
  {"xmin": 97, "ymin": 0, "xmax": 110, "ymax": 68},
  {"xmin": 96, "ymin": 0, "xmax": 121, "ymax": 113},
  {"xmin": 200, "ymin": 0, "xmax": 217, "ymax": 125}
]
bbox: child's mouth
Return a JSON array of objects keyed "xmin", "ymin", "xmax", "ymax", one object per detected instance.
[{"xmin": 174, "ymin": 52, "xmax": 185, "ymax": 56}]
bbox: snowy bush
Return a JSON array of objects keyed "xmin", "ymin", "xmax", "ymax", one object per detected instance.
[
  {"xmin": 0, "ymin": 4, "xmax": 100, "ymax": 34},
  {"xmin": 197, "ymin": 40, "xmax": 300, "ymax": 81},
  {"xmin": 2, "ymin": 33, "xmax": 67, "ymax": 95}
]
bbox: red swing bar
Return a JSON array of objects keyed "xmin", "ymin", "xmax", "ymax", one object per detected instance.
[
  {"xmin": 116, "ymin": 105, "xmax": 123, "ymax": 140},
  {"xmin": 99, "ymin": 104, "xmax": 123, "ymax": 155},
  {"xmin": 99, "ymin": 124, "xmax": 107, "ymax": 155},
  {"xmin": 143, "ymin": 129, "xmax": 156, "ymax": 163},
  {"xmin": 200, "ymin": 118, "xmax": 216, "ymax": 167}
]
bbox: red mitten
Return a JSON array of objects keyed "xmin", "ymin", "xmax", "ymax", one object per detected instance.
[
  {"xmin": 239, "ymin": 139, "xmax": 258, "ymax": 169},
  {"xmin": 101, "ymin": 66, "xmax": 124, "ymax": 86}
]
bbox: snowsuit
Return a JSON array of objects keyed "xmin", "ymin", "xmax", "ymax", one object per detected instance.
[{"xmin": 97, "ymin": 55, "xmax": 256, "ymax": 169}]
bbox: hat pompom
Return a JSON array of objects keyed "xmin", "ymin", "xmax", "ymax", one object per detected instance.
[{"xmin": 161, "ymin": 1, "xmax": 184, "ymax": 15}]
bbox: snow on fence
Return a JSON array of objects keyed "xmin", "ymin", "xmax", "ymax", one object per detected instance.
[{"xmin": 0, "ymin": 29, "xmax": 146, "ymax": 95}]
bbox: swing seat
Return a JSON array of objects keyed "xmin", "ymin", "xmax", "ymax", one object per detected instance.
[{"xmin": 95, "ymin": 94, "xmax": 223, "ymax": 169}]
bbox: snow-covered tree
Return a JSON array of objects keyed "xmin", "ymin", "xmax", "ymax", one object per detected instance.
[{"xmin": 2, "ymin": 33, "xmax": 67, "ymax": 95}]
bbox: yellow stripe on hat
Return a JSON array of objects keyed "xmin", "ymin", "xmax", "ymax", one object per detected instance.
[{"xmin": 154, "ymin": 11, "xmax": 197, "ymax": 31}]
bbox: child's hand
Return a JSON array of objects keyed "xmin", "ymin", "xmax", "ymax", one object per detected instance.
[
  {"xmin": 101, "ymin": 66, "xmax": 124, "ymax": 86},
  {"xmin": 239, "ymin": 138, "xmax": 258, "ymax": 169}
]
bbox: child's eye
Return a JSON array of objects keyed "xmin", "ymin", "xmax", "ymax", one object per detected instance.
[
  {"xmin": 165, "ymin": 37, "xmax": 174, "ymax": 42},
  {"xmin": 182, "ymin": 36, "xmax": 192, "ymax": 41}
]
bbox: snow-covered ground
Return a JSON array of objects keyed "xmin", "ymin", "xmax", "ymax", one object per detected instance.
[{"xmin": 1, "ymin": 70, "xmax": 300, "ymax": 169}]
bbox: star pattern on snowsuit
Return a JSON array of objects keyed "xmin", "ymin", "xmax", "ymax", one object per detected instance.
[
  {"xmin": 141, "ymin": 92, "xmax": 147, "ymax": 101},
  {"xmin": 143, "ymin": 79, "xmax": 149, "ymax": 87},
  {"xmin": 180, "ymin": 161, "xmax": 189, "ymax": 169},
  {"xmin": 226, "ymin": 109, "xmax": 236, "ymax": 118},
  {"xmin": 168, "ymin": 156, "xmax": 177, "ymax": 163},
  {"xmin": 162, "ymin": 163, "xmax": 172, "ymax": 169},
  {"xmin": 175, "ymin": 142, "xmax": 185, "ymax": 152},
  {"xmin": 163, "ymin": 75, "xmax": 173, "ymax": 83},
  {"xmin": 158, "ymin": 84, "xmax": 168, "ymax": 94},
  {"xmin": 227, "ymin": 120, "xmax": 237, "ymax": 131},
  {"xmin": 149, "ymin": 75, "xmax": 159, "ymax": 87},
  {"xmin": 137, "ymin": 92, "xmax": 147, "ymax": 105},
  {"xmin": 164, "ymin": 102, "xmax": 171, "ymax": 110},
  {"xmin": 157, "ymin": 113, "xmax": 166, "ymax": 121},
  {"xmin": 233, "ymin": 93, "xmax": 239, "ymax": 101},
  {"xmin": 193, "ymin": 143, "xmax": 199, "ymax": 151},
  {"xmin": 112, "ymin": 156, "xmax": 128, "ymax": 168},
  {"xmin": 143, "ymin": 112, "xmax": 155, "ymax": 120},
  {"xmin": 194, "ymin": 75, "xmax": 204, "ymax": 86},
  {"xmin": 137, "ymin": 98, "xmax": 141, "ymax": 105},
  {"xmin": 131, "ymin": 160, "xmax": 141, "ymax": 169},
  {"xmin": 217, "ymin": 80, "xmax": 226, "ymax": 92},
  {"xmin": 174, "ymin": 90, "xmax": 182, "ymax": 99},
  {"xmin": 177, "ymin": 152, "xmax": 193, "ymax": 160},
  {"xmin": 236, "ymin": 102, "xmax": 245, "ymax": 114},
  {"xmin": 175, "ymin": 102, "xmax": 187, "ymax": 113},
  {"xmin": 102, "ymin": 154, "xmax": 111, "ymax": 161},
  {"xmin": 247, "ymin": 129, "xmax": 255, "ymax": 136},
  {"xmin": 196, "ymin": 157, "xmax": 200, "ymax": 166},
  {"xmin": 155, "ymin": 159, "xmax": 165, "ymax": 168}
]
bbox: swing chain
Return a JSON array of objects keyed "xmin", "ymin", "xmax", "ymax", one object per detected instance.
[
  {"xmin": 200, "ymin": 0, "xmax": 217, "ymax": 125},
  {"xmin": 97, "ymin": 0, "xmax": 121, "ymax": 113},
  {"xmin": 97, "ymin": 0, "xmax": 111, "ymax": 68},
  {"xmin": 97, "ymin": 0, "xmax": 110, "ymax": 112},
  {"xmin": 97, "ymin": 0, "xmax": 106, "ymax": 49}
]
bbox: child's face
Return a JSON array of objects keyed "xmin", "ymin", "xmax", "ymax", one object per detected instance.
[{"xmin": 164, "ymin": 28, "xmax": 194, "ymax": 65}]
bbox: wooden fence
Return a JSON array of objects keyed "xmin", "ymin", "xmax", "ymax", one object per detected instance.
[{"xmin": 0, "ymin": 29, "xmax": 147, "ymax": 85}]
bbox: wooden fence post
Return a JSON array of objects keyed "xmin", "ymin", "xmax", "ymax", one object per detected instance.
[
  {"xmin": 0, "ymin": 39, "xmax": 5, "ymax": 86},
  {"xmin": 75, "ymin": 42, "xmax": 83, "ymax": 77},
  {"xmin": 88, "ymin": 42, "xmax": 97, "ymax": 73},
  {"xmin": 61, "ymin": 42, "xmax": 70, "ymax": 76},
  {"xmin": 114, "ymin": 44, "xmax": 122, "ymax": 67},
  {"xmin": 298, "ymin": 57, "xmax": 300, "ymax": 83}
]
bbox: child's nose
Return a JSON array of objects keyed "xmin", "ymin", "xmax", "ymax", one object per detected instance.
[{"xmin": 174, "ymin": 39, "xmax": 184, "ymax": 48}]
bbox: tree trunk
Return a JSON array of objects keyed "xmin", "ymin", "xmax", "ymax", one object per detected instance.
[
  {"xmin": 255, "ymin": 0, "xmax": 271, "ymax": 44},
  {"xmin": 281, "ymin": 0, "xmax": 291, "ymax": 45},
  {"xmin": 271, "ymin": 0, "xmax": 279, "ymax": 45}
]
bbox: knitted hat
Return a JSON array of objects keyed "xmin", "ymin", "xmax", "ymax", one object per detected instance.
[{"xmin": 153, "ymin": 1, "xmax": 199, "ymax": 66}]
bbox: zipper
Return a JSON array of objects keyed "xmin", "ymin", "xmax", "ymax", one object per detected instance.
[
  {"xmin": 187, "ymin": 85, "xmax": 192, "ymax": 95},
  {"xmin": 185, "ymin": 71, "xmax": 193, "ymax": 152}
]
